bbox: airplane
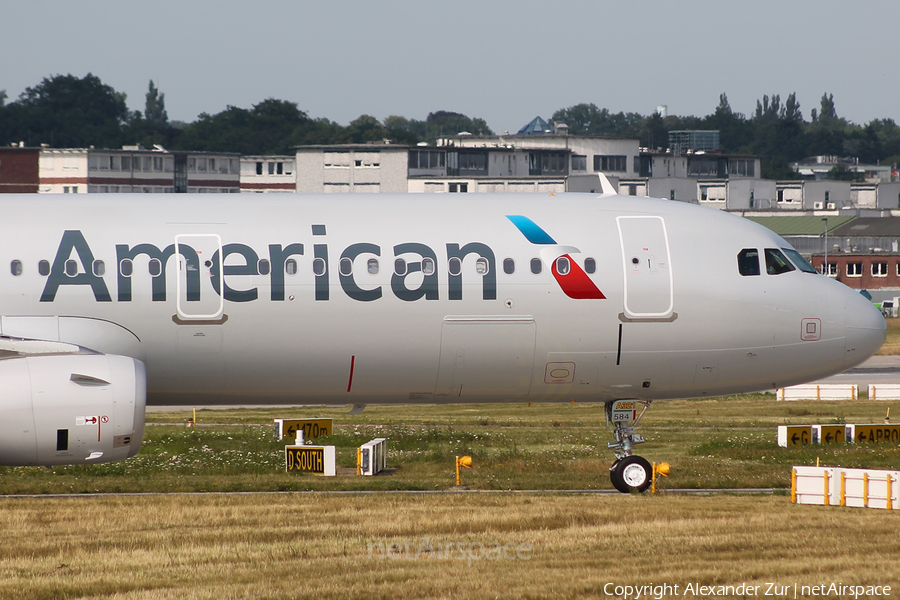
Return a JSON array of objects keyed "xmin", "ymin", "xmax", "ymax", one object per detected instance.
[{"xmin": 0, "ymin": 175, "xmax": 886, "ymax": 492}]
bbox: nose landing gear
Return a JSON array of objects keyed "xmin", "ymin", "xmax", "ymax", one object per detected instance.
[{"xmin": 606, "ymin": 400, "xmax": 653, "ymax": 493}]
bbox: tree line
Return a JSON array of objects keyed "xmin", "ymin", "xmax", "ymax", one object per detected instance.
[{"xmin": 2, "ymin": 74, "xmax": 900, "ymax": 180}]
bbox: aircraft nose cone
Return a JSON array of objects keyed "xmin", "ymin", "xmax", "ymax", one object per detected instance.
[{"xmin": 843, "ymin": 292, "xmax": 886, "ymax": 367}]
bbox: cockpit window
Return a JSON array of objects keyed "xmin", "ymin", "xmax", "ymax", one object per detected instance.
[
  {"xmin": 783, "ymin": 248, "xmax": 817, "ymax": 273},
  {"xmin": 737, "ymin": 249, "xmax": 760, "ymax": 276},
  {"xmin": 765, "ymin": 248, "xmax": 796, "ymax": 275}
]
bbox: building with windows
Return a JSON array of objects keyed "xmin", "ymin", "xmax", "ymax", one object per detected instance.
[
  {"xmin": 668, "ymin": 130, "xmax": 720, "ymax": 154},
  {"xmin": 401, "ymin": 128, "xmax": 640, "ymax": 194},
  {"xmin": 791, "ymin": 156, "xmax": 893, "ymax": 183},
  {"xmin": 749, "ymin": 215, "xmax": 900, "ymax": 296},
  {"xmin": 810, "ymin": 253, "xmax": 900, "ymax": 291},
  {"xmin": 620, "ymin": 152, "xmax": 766, "ymax": 208},
  {"xmin": 295, "ymin": 145, "xmax": 409, "ymax": 193},
  {"xmin": 38, "ymin": 147, "xmax": 241, "ymax": 193},
  {"xmin": 240, "ymin": 156, "xmax": 296, "ymax": 192}
]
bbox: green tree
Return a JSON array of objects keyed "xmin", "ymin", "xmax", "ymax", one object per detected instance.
[
  {"xmin": 173, "ymin": 98, "xmax": 315, "ymax": 154},
  {"xmin": 144, "ymin": 80, "xmax": 168, "ymax": 124},
  {"xmin": 826, "ymin": 163, "xmax": 863, "ymax": 181},
  {"xmin": 9, "ymin": 73, "xmax": 129, "ymax": 147},
  {"xmin": 551, "ymin": 103, "xmax": 642, "ymax": 137},
  {"xmin": 704, "ymin": 93, "xmax": 751, "ymax": 152},
  {"xmin": 750, "ymin": 92, "xmax": 808, "ymax": 178},
  {"xmin": 348, "ymin": 114, "xmax": 383, "ymax": 143},
  {"xmin": 812, "ymin": 92, "xmax": 837, "ymax": 123},
  {"xmin": 424, "ymin": 111, "xmax": 493, "ymax": 138},
  {"xmin": 382, "ymin": 115, "xmax": 422, "ymax": 145},
  {"xmin": 640, "ymin": 112, "xmax": 668, "ymax": 150}
]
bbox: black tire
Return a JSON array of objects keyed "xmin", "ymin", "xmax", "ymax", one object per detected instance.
[
  {"xmin": 609, "ymin": 460, "xmax": 629, "ymax": 493},
  {"xmin": 611, "ymin": 456, "xmax": 652, "ymax": 493}
]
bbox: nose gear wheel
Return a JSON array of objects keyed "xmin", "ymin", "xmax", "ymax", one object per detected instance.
[{"xmin": 605, "ymin": 400, "xmax": 653, "ymax": 493}]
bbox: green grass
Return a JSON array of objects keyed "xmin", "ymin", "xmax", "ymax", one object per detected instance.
[{"xmin": 2, "ymin": 394, "xmax": 899, "ymax": 495}]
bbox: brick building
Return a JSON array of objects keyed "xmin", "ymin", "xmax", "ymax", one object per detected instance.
[
  {"xmin": 809, "ymin": 254, "xmax": 900, "ymax": 290},
  {"xmin": 0, "ymin": 147, "xmax": 40, "ymax": 193}
]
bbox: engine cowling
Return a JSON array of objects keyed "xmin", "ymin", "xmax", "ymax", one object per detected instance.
[{"xmin": 0, "ymin": 354, "xmax": 146, "ymax": 466}]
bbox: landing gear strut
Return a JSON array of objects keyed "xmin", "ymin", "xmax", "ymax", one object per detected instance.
[{"xmin": 605, "ymin": 400, "xmax": 653, "ymax": 493}]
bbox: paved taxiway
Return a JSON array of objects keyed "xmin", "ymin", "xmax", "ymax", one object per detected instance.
[{"xmin": 814, "ymin": 355, "xmax": 900, "ymax": 388}]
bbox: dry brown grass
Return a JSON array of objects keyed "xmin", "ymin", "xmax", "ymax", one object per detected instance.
[
  {"xmin": 2, "ymin": 493, "xmax": 898, "ymax": 599},
  {"xmin": 875, "ymin": 317, "xmax": 900, "ymax": 355}
]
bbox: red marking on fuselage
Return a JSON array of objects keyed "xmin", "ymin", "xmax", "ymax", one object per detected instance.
[
  {"xmin": 551, "ymin": 254, "xmax": 606, "ymax": 300},
  {"xmin": 347, "ymin": 355, "xmax": 356, "ymax": 392}
]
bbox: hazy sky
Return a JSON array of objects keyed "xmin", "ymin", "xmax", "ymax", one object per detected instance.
[{"xmin": 2, "ymin": 0, "xmax": 898, "ymax": 134}]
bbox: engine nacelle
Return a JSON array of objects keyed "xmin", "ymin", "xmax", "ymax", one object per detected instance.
[{"xmin": 0, "ymin": 354, "xmax": 146, "ymax": 466}]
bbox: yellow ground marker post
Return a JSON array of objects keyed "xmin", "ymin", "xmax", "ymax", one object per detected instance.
[
  {"xmin": 651, "ymin": 462, "xmax": 670, "ymax": 494},
  {"xmin": 455, "ymin": 455, "xmax": 472, "ymax": 486}
]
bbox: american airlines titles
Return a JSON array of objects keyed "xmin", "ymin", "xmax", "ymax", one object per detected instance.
[{"xmin": 39, "ymin": 230, "xmax": 498, "ymax": 304}]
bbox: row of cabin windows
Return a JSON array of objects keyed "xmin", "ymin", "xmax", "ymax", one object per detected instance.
[{"xmin": 10, "ymin": 256, "xmax": 600, "ymax": 278}]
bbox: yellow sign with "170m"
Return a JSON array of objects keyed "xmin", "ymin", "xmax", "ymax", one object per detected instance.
[{"xmin": 274, "ymin": 418, "xmax": 333, "ymax": 441}]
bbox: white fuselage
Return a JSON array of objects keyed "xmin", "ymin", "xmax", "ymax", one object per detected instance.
[{"xmin": 0, "ymin": 192, "xmax": 886, "ymax": 405}]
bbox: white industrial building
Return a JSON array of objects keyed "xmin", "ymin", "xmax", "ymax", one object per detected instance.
[
  {"xmin": 39, "ymin": 147, "xmax": 240, "ymax": 194},
  {"xmin": 240, "ymin": 156, "xmax": 296, "ymax": 193},
  {"xmin": 295, "ymin": 145, "xmax": 409, "ymax": 193}
]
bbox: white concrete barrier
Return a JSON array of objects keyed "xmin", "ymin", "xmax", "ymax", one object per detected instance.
[
  {"xmin": 867, "ymin": 384, "xmax": 900, "ymax": 401},
  {"xmin": 792, "ymin": 466, "xmax": 899, "ymax": 509},
  {"xmin": 777, "ymin": 384, "xmax": 857, "ymax": 401}
]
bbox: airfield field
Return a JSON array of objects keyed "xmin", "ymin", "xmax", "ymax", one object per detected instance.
[
  {"xmin": 2, "ymin": 492, "xmax": 899, "ymax": 600},
  {"xmin": 1, "ymin": 397, "xmax": 900, "ymax": 494},
  {"xmin": 876, "ymin": 316, "xmax": 900, "ymax": 355},
  {"xmin": 4, "ymin": 350, "xmax": 900, "ymax": 599}
]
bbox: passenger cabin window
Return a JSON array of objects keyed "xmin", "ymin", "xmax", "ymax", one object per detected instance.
[
  {"xmin": 737, "ymin": 249, "xmax": 760, "ymax": 276},
  {"xmin": 782, "ymin": 249, "xmax": 817, "ymax": 273},
  {"xmin": 503, "ymin": 258, "xmax": 515, "ymax": 274},
  {"xmin": 394, "ymin": 258, "xmax": 407, "ymax": 276},
  {"xmin": 340, "ymin": 257, "xmax": 353, "ymax": 276},
  {"xmin": 285, "ymin": 259, "xmax": 298, "ymax": 275},
  {"xmin": 584, "ymin": 258, "xmax": 596, "ymax": 274},
  {"xmin": 120, "ymin": 259, "xmax": 133, "ymax": 277},
  {"xmin": 65, "ymin": 259, "xmax": 78, "ymax": 277},
  {"xmin": 475, "ymin": 257, "xmax": 489, "ymax": 276},
  {"xmin": 448, "ymin": 257, "xmax": 462, "ymax": 276},
  {"xmin": 39, "ymin": 260, "xmax": 50, "ymax": 276},
  {"xmin": 530, "ymin": 258, "xmax": 542, "ymax": 274},
  {"xmin": 764, "ymin": 248, "xmax": 795, "ymax": 275},
  {"xmin": 148, "ymin": 259, "xmax": 161, "ymax": 277},
  {"xmin": 10, "ymin": 260, "xmax": 22, "ymax": 276},
  {"xmin": 312, "ymin": 258, "xmax": 327, "ymax": 276},
  {"xmin": 555, "ymin": 256, "xmax": 570, "ymax": 275},
  {"xmin": 367, "ymin": 258, "xmax": 379, "ymax": 275},
  {"xmin": 422, "ymin": 257, "xmax": 435, "ymax": 276},
  {"xmin": 93, "ymin": 260, "xmax": 105, "ymax": 277},
  {"xmin": 258, "ymin": 259, "xmax": 271, "ymax": 275}
]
